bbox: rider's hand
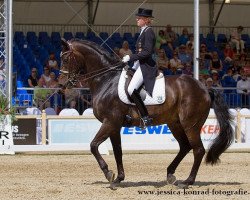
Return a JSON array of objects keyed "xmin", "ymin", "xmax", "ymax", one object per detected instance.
[{"xmin": 122, "ymin": 55, "xmax": 130, "ymax": 63}]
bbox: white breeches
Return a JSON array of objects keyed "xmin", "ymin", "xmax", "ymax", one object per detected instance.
[{"xmin": 128, "ymin": 66, "xmax": 144, "ymax": 96}]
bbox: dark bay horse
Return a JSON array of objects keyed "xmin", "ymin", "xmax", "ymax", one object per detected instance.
[{"xmin": 59, "ymin": 38, "xmax": 234, "ymax": 189}]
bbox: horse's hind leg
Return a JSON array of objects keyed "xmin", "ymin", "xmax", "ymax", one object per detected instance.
[
  {"xmin": 167, "ymin": 122, "xmax": 192, "ymax": 184},
  {"xmin": 178, "ymin": 128, "xmax": 205, "ymax": 188}
]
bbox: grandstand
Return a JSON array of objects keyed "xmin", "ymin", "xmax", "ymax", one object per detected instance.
[{"xmin": 2, "ymin": 0, "xmax": 250, "ymax": 111}]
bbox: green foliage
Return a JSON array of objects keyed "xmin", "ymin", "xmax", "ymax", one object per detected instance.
[{"xmin": 0, "ymin": 95, "xmax": 16, "ymax": 122}]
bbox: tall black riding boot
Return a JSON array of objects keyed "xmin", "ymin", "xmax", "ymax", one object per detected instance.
[{"xmin": 130, "ymin": 89, "xmax": 152, "ymax": 128}]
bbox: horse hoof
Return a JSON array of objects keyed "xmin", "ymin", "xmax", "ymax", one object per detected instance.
[
  {"xmin": 167, "ymin": 174, "xmax": 176, "ymax": 185},
  {"xmin": 106, "ymin": 170, "xmax": 115, "ymax": 183},
  {"xmin": 177, "ymin": 183, "xmax": 189, "ymax": 189},
  {"xmin": 109, "ymin": 182, "xmax": 118, "ymax": 190}
]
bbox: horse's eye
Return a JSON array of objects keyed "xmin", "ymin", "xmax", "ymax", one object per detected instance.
[{"xmin": 63, "ymin": 59, "xmax": 68, "ymax": 64}]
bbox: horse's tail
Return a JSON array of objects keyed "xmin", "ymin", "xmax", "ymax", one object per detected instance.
[{"xmin": 206, "ymin": 88, "xmax": 234, "ymax": 165}]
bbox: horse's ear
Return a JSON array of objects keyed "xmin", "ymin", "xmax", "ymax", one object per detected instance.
[{"xmin": 61, "ymin": 38, "xmax": 70, "ymax": 51}]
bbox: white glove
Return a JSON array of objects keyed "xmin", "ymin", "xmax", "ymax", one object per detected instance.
[{"xmin": 122, "ymin": 55, "xmax": 130, "ymax": 63}]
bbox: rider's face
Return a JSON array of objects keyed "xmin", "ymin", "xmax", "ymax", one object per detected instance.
[{"xmin": 136, "ymin": 17, "xmax": 147, "ymax": 27}]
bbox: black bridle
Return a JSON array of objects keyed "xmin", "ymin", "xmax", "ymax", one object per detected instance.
[{"xmin": 60, "ymin": 42, "xmax": 124, "ymax": 88}]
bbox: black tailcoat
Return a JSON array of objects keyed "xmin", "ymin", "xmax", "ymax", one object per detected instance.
[{"xmin": 130, "ymin": 26, "xmax": 157, "ymax": 96}]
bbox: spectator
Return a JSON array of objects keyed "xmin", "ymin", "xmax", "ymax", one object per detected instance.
[
  {"xmin": 236, "ymin": 53, "xmax": 248, "ymax": 69},
  {"xmin": 119, "ymin": 41, "xmax": 132, "ymax": 58},
  {"xmin": 178, "ymin": 44, "xmax": 192, "ymax": 65},
  {"xmin": 186, "ymin": 33, "xmax": 194, "ymax": 49},
  {"xmin": 46, "ymin": 72, "xmax": 58, "ymax": 88},
  {"xmin": 164, "ymin": 24, "xmax": 177, "ymax": 50},
  {"xmin": 211, "ymin": 70, "xmax": 223, "ymax": 88},
  {"xmin": 59, "ymin": 98, "xmax": 80, "ymax": 116},
  {"xmin": 182, "ymin": 62, "xmax": 193, "ymax": 76},
  {"xmin": 200, "ymin": 44, "xmax": 212, "ymax": 60},
  {"xmin": 199, "ymin": 53, "xmax": 211, "ymax": 75},
  {"xmin": 155, "ymin": 30, "xmax": 167, "ymax": 52},
  {"xmin": 210, "ymin": 51, "xmax": 223, "ymax": 73},
  {"xmin": 222, "ymin": 68, "xmax": 237, "ymax": 88},
  {"xmin": 39, "ymin": 66, "xmax": 51, "ymax": 88},
  {"xmin": 237, "ymin": 73, "xmax": 250, "ymax": 107},
  {"xmin": 186, "ymin": 42, "xmax": 194, "ymax": 57},
  {"xmin": 47, "ymin": 52, "xmax": 59, "ymax": 71},
  {"xmin": 28, "ymin": 67, "xmax": 39, "ymax": 87},
  {"xmin": 156, "ymin": 49, "xmax": 169, "ymax": 73},
  {"xmin": 206, "ymin": 77, "xmax": 213, "ymax": 89},
  {"xmin": 178, "ymin": 28, "xmax": 189, "ymax": 45},
  {"xmin": 231, "ymin": 26, "xmax": 245, "ymax": 54},
  {"xmin": 169, "ymin": 51, "xmax": 183, "ymax": 70},
  {"xmin": 224, "ymin": 43, "xmax": 235, "ymax": 63}
]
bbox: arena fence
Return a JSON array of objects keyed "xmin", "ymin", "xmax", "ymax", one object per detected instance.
[
  {"xmin": 14, "ymin": 87, "xmax": 250, "ymax": 115},
  {"xmin": 1, "ymin": 107, "xmax": 249, "ymax": 155}
]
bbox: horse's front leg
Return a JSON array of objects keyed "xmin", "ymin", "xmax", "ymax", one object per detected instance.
[
  {"xmin": 109, "ymin": 131, "xmax": 125, "ymax": 188},
  {"xmin": 90, "ymin": 121, "xmax": 115, "ymax": 183}
]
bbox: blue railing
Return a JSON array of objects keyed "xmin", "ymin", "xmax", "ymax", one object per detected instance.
[{"xmin": 13, "ymin": 87, "xmax": 249, "ymax": 115}]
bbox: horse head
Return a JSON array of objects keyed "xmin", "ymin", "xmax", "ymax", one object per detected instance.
[{"xmin": 59, "ymin": 38, "xmax": 87, "ymax": 89}]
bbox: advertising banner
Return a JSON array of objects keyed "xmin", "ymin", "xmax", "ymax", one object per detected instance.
[
  {"xmin": 0, "ymin": 115, "xmax": 14, "ymax": 154},
  {"xmin": 12, "ymin": 118, "xmax": 37, "ymax": 145}
]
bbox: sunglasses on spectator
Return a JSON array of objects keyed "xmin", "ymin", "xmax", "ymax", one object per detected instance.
[{"xmin": 32, "ymin": 71, "xmax": 37, "ymax": 73}]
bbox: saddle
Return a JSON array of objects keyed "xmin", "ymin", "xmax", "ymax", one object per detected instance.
[{"xmin": 118, "ymin": 67, "xmax": 166, "ymax": 105}]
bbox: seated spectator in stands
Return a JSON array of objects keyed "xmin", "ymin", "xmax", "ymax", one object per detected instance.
[
  {"xmin": 236, "ymin": 53, "xmax": 248, "ymax": 69},
  {"xmin": 231, "ymin": 26, "xmax": 245, "ymax": 54},
  {"xmin": 170, "ymin": 51, "xmax": 183, "ymax": 70},
  {"xmin": 206, "ymin": 77, "xmax": 213, "ymax": 89},
  {"xmin": 199, "ymin": 71, "xmax": 210, "ymax": 86},
  {"xmin": 46, "ymin": 72, "xmax": 58, "ymax": 88},
  {"xmin": 237, "ymin": 73, "xmax": 250, "ymax": 107},
  {"xmin": 59, "ymin": 98, "xmax": 80, "ymax": 116},
  {"xmin": 186, "ymin": 42, "xmax": 194, "ymax": 57},
  {"xmin": 233, "ymin": 67, "xmax": 245, "ymax": 81},
  {"xmin": 28, "ymin": 67, "xmax": 39, "ymax": 87},
  {"xmin": 46, "ymin": 52, "xmax": 59, "ymax": 73},
  {"xmin": 200, "ymin": 44, "xmax": 212, "ymax": 60},
  {"xmin": 224, "ymin": 43, "xmax": 235, "ymax": 63},
  {"xmin": 222, "ymin": 68, "xmax": 237, "ymax": 88},
  {"xmin": 199, "ymin": 53, "xmax": 211, "ymax": 75},
  {"xmin": 156, "ymin": 49, "xmax": 169, "ymax": 74},
  {"xmin": 210, "ymin": 51, "xmax": 223, "ymax": 73},
  {"xmin": 164, "ymin": 24, "xmax": 177, "ymax": 50},
  {"xmin": 182, "ymin": 62, "xmax": 193, "ymax": 76},
  {"xmin": 155, "ymin": 30, "xmax": 167, "ymax": 53},
  {"xmin": 119, "ymin": 41, "xmax": 132, "ymax": 58},
  {"xmin": 186, "ymin": 34, "xmax": 194, "ymax": 49},
  {"xmin": 178, "ymin": 28, "xmax": 189, "ymax": 45},
  {"xmin": 39, "ymin": 66, "xmax": 51, "ymax": 88},
  {"xmin": 211, "ymin": 70, "xmax": 223, "ymax": 88},
  {"xmin": 178, "ymin": 44, "xmax": 192, "ymax": 66},
  {"xmin": 244, "ymin": 61, "xmax": 250, "ymax": 76}
]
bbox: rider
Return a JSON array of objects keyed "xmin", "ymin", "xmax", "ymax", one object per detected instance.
[{"xmin": 122, "ymin": 8, "xmax": 157, "ymax": 127}]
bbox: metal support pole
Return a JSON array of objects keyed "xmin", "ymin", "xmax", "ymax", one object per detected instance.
[
  {"xmin": 6, "ymin": 0, "xmax": 13, "ymax": 108},
  {"xmin": 87, "ymin": 0, "xmax": 93, "ymax": 32},
  {"xmin": 193, "ymin": 0, "xmax": 199, "ymax": 80}
]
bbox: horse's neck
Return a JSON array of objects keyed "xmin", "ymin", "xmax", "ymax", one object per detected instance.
[{"xmin": 87, "ymin": 70, "xmax": 121, "ymax": 96}]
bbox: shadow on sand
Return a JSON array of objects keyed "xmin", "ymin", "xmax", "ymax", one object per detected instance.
[{"xmin": 91, "ymin": 180, "xmax": 243, "ymax": 189}]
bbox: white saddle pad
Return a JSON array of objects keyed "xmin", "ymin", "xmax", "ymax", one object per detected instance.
[{"xmin": 118, "ymin": 69, "xmax": 166, "ymax": 105}]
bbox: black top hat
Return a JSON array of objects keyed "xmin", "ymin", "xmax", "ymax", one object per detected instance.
[{"xmin": 135, "ymin": 8, "xmax": 154, "ymax": 18}]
